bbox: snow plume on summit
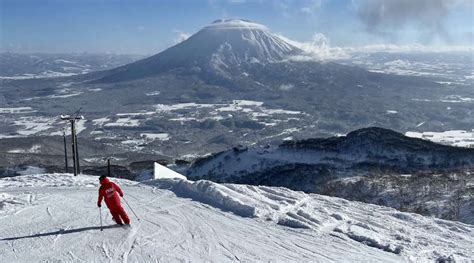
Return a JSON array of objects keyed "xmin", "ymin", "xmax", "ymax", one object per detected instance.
[{"xmin": 279, "ymin": 33, "xmax": 350, "ymax": 61}]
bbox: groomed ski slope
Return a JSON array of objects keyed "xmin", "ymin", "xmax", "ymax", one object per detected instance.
[{"xmin": 0, "ymin": 174, "xmax": 473, "ymax": 262}]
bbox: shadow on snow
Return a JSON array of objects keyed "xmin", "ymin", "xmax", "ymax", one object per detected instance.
[{"xmin": 1, "ymin": 225, "xmax": 122, "ymax": 241}]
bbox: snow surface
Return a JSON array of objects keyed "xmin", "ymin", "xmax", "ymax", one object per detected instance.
[
  {"xmin": 406, "ymin": 130, "xmax": 474, "ymax": 148},
  {"xmin": 153, "ymin": 101, "xmax": 306, "ymax": 127},
  {"xmin": 104, "ymin": 118, "xmax": 140, "ymax": 127},
  {"xmin": 0, "ymin": 107, "xmax": 36, "ymax": 114},
  {"xmin": 0, "ymin": 71, "xmax": 77, "ymax": 80},
  {"xmin": 7, "ymin": 144, "xmax": 42, "ymax": 154},
  {"xmin": 1, "ymin": 173, "xmax": 472, "ymax": 262},
  {"xmin": 140, "ymin": 133, "xmax": 170, "ymax": 141},
  {"xmin": 153, "ymin": 162, "xmax": 187, "ymax": 180},
  {"xmin": 92, "ymin": 117, "xmax": 111, "ymax": 127},
  {"xmin": 22, "ymin": 91, "xmax": 83, "ymax": 101},
  {"xmin": 13, "ymin": 117, "xmax": 57, "ymax": 136},
  {"xmin": 145, "ymin": 91, "xmax": 161, "ymax": 96}
]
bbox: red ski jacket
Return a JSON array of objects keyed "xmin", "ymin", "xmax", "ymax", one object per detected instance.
[{"xmin": 97, "ymin": 178, "xmax": 123, "ymax": 209}]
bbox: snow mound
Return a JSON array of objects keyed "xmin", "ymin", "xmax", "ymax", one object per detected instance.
[
  {"xmin": 150, "ymin": 179, "xmax": 474, "ymax": 261},
  {"xmin": 146, "ymin": 179, "xmax": 255, "ymax": 217},
  {"xmin": 153, "ymin": 162, "xmax": 187, "ymax": 180}
]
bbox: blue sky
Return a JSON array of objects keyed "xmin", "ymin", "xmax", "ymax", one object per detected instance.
[{"xmin": 1, "ymin": 0, "xmax": 472, "ymax": 54}]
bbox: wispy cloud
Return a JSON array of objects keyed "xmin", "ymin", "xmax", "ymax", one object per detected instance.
[
  {"xmin": 279, "ymin": 32, "xmax": 472, "ymax": 62},
  {"xmin": 272, "ymin": 0, "xmax": 324, "ymax": 18},
  {"xmin": 173, "ymin": 30, "xmax": 191, "ymax": 44},
  {"xmin": 208, "ymin": 0, "xmax": 231, "ymax": 18},
  {"xmin": 278, "ymin": 33, "xmax": 350, "ymax": 60},
  {"xmin": 300, "ymin": 0, "xmax": 322, "ymax": 15},
  {"xmin": 354, "ymin": 0, "xmax": 472, "ymax": 43},
  {"xmin": 272, "ymin": 0, "xmax": 292, "ymax": 18}
]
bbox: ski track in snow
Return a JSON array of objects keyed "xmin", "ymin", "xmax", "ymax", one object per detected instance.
[{"xmin": 0, "ymin": 174, "xmax": 472, "ymax": 262}]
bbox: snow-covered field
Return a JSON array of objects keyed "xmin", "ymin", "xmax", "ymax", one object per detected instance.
[
  {"xmin": 0, "ymin": 71, "xmax": 78, "ymax": 80},
  {"xmin": 406, "ymin": 130, "xmax": 474, "ymax": 148},
  {"xmin": 0, "ymin": 107, "xmax": 36, "ymax": 114},
  {"xmin": 140, "ymin": 133, "xmax": 170, "ymax": 141},
  {"xmin": 1, "ymin": 173, "xmax": 472, "ymax": 262},
  {"xmin": 104, "ymin": 117, "xmax": 140, "ymax": 127},
  {"xmin": 343, "ymin": 53, "xmax": 473, "ymax": 85},
  {"xmin": 0, "ymin": 99, "xmax": 306, "ymax": 142},
  {"xmin": 153, "ymin": 100, "xmax": 306, "ymax": 126},
  {"xmin": 13, "ymin": 116, "xmax": 58, "ymax": 136},
  {"xmin": 0, "ymin": 116, "xmax": 85, "ymax": 139},
  {"xmin": 7, "ymin": 144, "xmax": 42, "ymax": 154}
]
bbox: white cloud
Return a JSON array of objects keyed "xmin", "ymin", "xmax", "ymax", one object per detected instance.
[
  {"xmin": 173, "ymin": 31, "xmax": 191, "ymax": 44},
  {"xmin": 300, "ymin": 0, "xmax": 322, "ymax": 14},
  {"xmin": 278, "ymin": 33, "xmax": 351, "ymax": 61},
  {"xmin": 271, "ymin": 0, "xmax": 324, "ymax": 18},
  {"xmin": 353, "ymin": 0, "xmax": 473, "ymax": 43},
  {"xmin": 278, "ymin": 32, "xmax": 473, "ymax": 62}
]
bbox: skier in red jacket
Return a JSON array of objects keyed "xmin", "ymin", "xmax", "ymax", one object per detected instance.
[{"xmin": 97, "ymin": 175, "xmax": 130, "ymax": 225}]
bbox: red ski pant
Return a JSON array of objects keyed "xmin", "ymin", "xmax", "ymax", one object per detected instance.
[{"xmin": 109, "ymin": 206, "xmax": 130, "ymax": 225}]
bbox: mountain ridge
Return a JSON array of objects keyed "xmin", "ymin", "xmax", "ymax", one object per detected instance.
[
  {"xmin": 185, "ymin": 127, "xmax": 474, "ymax": 224},
  {"xmin": 281, "ymin": 127, "xmax": 470, "ymax": 153}
]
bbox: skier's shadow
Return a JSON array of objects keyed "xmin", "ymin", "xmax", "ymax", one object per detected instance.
[{"xmin": 1, "ymin": 225, "xmax": 121, "ymax": 241}]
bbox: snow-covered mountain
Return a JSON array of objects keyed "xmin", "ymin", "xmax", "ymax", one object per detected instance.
[
  {"xmin": 187, "ymin": 127, "xmax": 474, "ymax": 182},
  {"xmin": 185, "ymin": 127, "xmax": 474, "ymax": 224},
  {"xmin": 1, "ymin": 19, "xmax": 474, "ymax": 175},
  {"xmin": 1, "ymin": 173, "xmax": 472, "ymax": 261},
  {"xmin": 96, "ymin": 19, "xmax": 301, "ymax": 82}
]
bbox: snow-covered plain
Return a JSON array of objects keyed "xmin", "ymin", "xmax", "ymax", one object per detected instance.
[
  {"xmin": 0, "ymin": 71, "xmax": 78, "ymax": 80},
  {"xmin": 0, "ymin": 107, "xmax": 36, "ymax": 114},
  {"xmin": 0, "ymin": 173, "xmax": 472, "ymax": 262},
  {"xmin": 7, "ymin": 144, "xmax": 42, "ymax": 154},
  {"xmin": 406, "ymin": 130, "xmax": 474, "ymax": 148}
]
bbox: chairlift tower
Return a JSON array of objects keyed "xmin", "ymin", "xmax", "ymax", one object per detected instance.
[
  {"xmin": 61, "ymin": 114, "xmax": 84, "ymax": 176},
  {"xmin": 63, "ymin": 130, "xmax": 68, "ymax": 173}
]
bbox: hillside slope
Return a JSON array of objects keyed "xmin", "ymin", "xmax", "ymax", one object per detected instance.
[
  {"xmin": 187, "ymin": 127, "xmax": 474, "ymax": 185},
  {"xmin": 186, "ymin": 127, "xmax": 474, "ymax": 224},
  {"xmin": 1, "ymin": 173, "xmax": 473, "ymax": 262}
]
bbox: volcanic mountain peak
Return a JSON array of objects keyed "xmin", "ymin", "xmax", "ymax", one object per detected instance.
[
  {"xmin": 173, "ymin": 18, "xmax": 300, "ymax": 67},
  {"xmin": 94, "ymin": 19, "xmax": 302, "ymax": 82}
]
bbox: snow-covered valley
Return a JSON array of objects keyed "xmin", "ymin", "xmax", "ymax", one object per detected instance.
[{"xmin": 1, "ymin": 173, "xmax": 473, "ymax": 262}]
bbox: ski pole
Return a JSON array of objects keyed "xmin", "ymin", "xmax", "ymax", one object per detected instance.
[
  {"xmin": 123, "ymin": 197, "xmax": 140, "ymax": 221},
  {"xmin": 99, "ymin": 207, "xmax": 103, "ymax": 231}
]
